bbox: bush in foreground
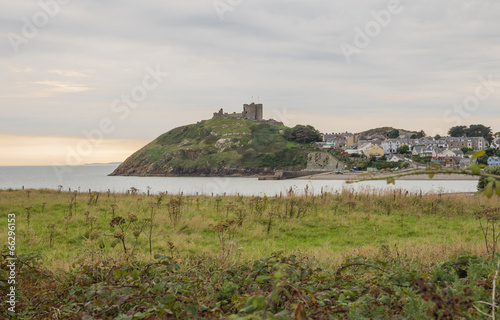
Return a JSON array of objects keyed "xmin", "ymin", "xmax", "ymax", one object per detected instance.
[{"xmin": 1, "ymin": 251, "xmax": 499, "ymax": 319}]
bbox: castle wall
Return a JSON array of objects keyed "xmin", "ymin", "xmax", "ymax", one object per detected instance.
[{"xmin": 213, "ymin": 103, "xmax": 265, "ymax": 122}]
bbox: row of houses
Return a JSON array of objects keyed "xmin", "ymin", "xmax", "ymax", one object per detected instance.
[
  {"xmin": 318, "ymin": 133, "xmax": 500, "ymax": 168},
  {"xmin": 323, "ymin": 134, "xmax": 492, "ymax": 152},
  {"xmin": 323, "ymin": 138, "xmax": 486, "ymax": 157}
]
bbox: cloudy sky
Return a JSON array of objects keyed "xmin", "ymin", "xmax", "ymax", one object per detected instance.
[{"xmin": 1, "ymin": 0, "xmax": 500, "ymax": 166}]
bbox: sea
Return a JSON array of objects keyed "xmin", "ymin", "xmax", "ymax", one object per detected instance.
[{"xmin": 0, "ymin": 164, "xmax": 479, "ymax": 196}]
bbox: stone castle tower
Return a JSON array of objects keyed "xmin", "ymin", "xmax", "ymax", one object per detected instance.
[{"xmin": 243, "ymin": 103, "xmax": 263, "ymax": 120}]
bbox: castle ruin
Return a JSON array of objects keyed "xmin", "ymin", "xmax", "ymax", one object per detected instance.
[
  {"xmin": 213, "ymin": 102, "xmax": 263, "ymax": 121},
  {"xmin": 212, "ymin": 102, "xmax": 284, "ymax": 126}
]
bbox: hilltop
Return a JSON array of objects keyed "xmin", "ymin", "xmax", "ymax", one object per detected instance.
[
  {"xmin": 357, "ymin": 127, "xmax": 415, "ymax": 137},
  {"xmin": 110, "ymin": 117, "xmax": 317, "ymax": 176}
]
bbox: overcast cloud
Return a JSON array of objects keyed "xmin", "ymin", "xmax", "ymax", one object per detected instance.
[{"xmin": 1, "ymin": 0, "xmax": 500, "ymax": 165}]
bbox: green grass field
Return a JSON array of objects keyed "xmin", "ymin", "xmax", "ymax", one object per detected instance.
[
  {"xmin": 2, "ymin": 188, "xmax": 500, "ymax": 319},
  {"xmin": 0, "ymin": 188, "xmax": 496, "ymax": 269}
]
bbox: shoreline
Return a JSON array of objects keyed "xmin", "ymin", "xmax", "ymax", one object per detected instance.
[{"xmin": 295, "ymin": 172, "xmax": 480, "ymax": 181}]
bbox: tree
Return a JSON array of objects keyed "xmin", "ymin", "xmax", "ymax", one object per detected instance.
[
  {"xmin": 461, "ymin": 147, "xmax": 473, "ymax": 155},
  {"xmin": 397, "ymin": 145, "xmax": 410, "ymax": 154},
  {"xmin": 283, "ymin": 125, "xmax": 322, "ymax": 144},
  {"xmin": 448, "ymin": 124, "xmax": 493, "ymax": 142},
  {"xmin": 387, "ymin": 129, "xmax": 400, "ymax": 139},
  {"xmin": 466, "ymin": 124, "xmax": 493, "ymax": 142},
  {"xmin": 434, "ymin": 134, "xmax": 442, "ymax": 140},
  {"xmin": 448, "ymin": 125, "xmax": 467, "ymax": 137},
  {"xmin": 410, "ymin": 130, "xmax": 425, "ymax": 139}
]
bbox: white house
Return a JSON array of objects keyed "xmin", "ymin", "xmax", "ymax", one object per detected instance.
[{"xmin": 380, "ymin": 140, "xmax": 400, "ymax": 155}]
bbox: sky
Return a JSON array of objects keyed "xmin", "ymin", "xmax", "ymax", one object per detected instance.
[{"xmin": 1, "ymin": 0, "xmax": 500, "ymax": 166}]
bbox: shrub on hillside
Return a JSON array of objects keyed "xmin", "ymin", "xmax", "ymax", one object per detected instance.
[{"xmin": 284, "ymin": 125, "xmax": 322, "ymax": 144}]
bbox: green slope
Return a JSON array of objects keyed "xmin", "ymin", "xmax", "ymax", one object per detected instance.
[{"xmin": 110, "ymin": 117, "xmax": 317, "ymax": 176}]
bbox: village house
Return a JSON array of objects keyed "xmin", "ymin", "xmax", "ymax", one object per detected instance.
[
  {"xmin": 346, "ymin": 135, "xmax": 358, "ymax": 148},
  {"xmin": 380, "ymin": 139, "xmax": 401, "ymax": 155},
  {"xmin": 452, "ymin": 150, "xmax": 464, "ymax": 157},
  {"xmin": 323, "ymin": 133, "xmax": 348, "ymax": 148},
  {"xmin": 363, "ymin": 144, "xmax": 385, "ymax": 157},
  {"xmin": 356, "ymin": 142, "xmax": 372, "ymax": 154},
  {"xmin": 488, "ymin": 157, "xmax": 500, "ymax": 166},
  {"xmin": 459, "ymin": 157, "xmax": 472, "ymax": 169},
  {"xmin": 431, "ymin": 147, "xmax": 457, "ymax": 158},
  {"xmin": 447, "ymin": 137, "xmax": 468, "ymax": 150},
  {"xmin": 469, "ymin": 137, "xmax": 487, "ymax": 151},
  {"xmin": 433, "ymin": 156, "xmax": 461, "ymax": 167},
  {"xmin": 412, "ymin": 146, "xmax": 433, "ymax": 157}
]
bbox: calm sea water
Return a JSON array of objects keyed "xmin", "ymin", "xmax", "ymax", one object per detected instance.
[{"xmin": 0, "ymin": 164, "xmax": 478, "ymax": 196}]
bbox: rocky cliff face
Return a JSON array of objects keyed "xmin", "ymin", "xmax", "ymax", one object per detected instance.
[
  {"xmin": 110, "ymin": 162, "xmax": 274, "ymax": 177},
  {"xmin": 306, "ymin": 152, "xmax": 345, "ymax": 171},
  {"xmin": 109, "ymin": 117, "xmax": 315, "ymax": 177}
]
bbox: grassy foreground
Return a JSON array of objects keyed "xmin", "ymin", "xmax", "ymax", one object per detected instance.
[{"xmin": 1, "ymin": 188, "xmax": 500, "ymax": 319}]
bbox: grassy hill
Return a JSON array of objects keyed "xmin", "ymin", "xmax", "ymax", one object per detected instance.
[
  {"xmin": 110, "ymin": 117, "xmax": 317, "ymax": 176},
  {"xmin": 358, "ymin": 127, "xmax": 414, "ymax": 137}
]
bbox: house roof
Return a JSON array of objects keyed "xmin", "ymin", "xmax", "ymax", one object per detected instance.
[{"xmin": 388, "ymin": 154, "xmax": 404, "ymax": 160}]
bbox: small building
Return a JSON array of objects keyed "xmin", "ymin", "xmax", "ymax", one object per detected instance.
[
  {"xmin": 488, "ymin": 157, "xmax": 500, "ymax": 166},
  {"xmin": 459, "ymin": 158, "xmax": 472, "ymax": 169}
]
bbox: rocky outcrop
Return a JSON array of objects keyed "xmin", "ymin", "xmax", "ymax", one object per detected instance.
[{"xmin": 306, "ymin": 152, "xmax": 345, "ymax": 171}]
